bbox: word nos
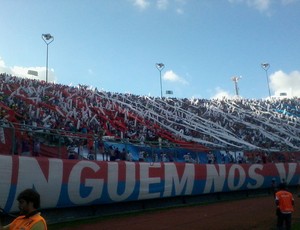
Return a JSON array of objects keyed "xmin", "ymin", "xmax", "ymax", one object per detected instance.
[{"xmin": 0, "ymin": 155, "xmax": 299, "ymax": 212}]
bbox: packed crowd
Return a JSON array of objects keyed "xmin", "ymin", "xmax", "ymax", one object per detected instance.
[{"xmin": 0, "ymin": 73, "xmax": 300, "ymax": 153}]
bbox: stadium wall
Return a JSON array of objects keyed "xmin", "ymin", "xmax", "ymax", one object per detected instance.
[{"xmin": 0, "ymin": 155, "xmax": 299, "ymax": 214}]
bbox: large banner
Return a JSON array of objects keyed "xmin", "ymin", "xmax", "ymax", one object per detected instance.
[{"xmin": 0, "ymin": 155, "xmax": 299, "ymax": 213}]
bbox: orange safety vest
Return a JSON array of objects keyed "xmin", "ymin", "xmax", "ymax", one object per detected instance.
[
  {"xmin": 275, "ymin": 190, "xmax": 294, "ymax": 213},
  {"xmin": 9, "ymin": 213, "xmax": 47, "ymax": 230}
]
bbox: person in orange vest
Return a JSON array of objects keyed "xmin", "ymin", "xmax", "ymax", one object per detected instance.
[
  {"xmin": 0, "ymin": 189, "xmax": 47, "ymax": 230},
  {"xmin": 275, "ymin": 182, "xmax": 295, "ymax": 230}
]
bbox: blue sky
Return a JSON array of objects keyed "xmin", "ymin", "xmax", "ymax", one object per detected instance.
[{"xmin": 0, "ymin": 0, "xmax": 299, "ymax": 99}]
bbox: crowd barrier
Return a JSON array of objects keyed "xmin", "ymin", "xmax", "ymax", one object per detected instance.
[{"xmin": 1, "ymin": 155, "xmax": 299, "ymax": 214}]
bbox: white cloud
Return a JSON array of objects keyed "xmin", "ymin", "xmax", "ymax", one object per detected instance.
[
  {"xmin": 131, "ymin": 0, "xmax": 186, "ymax": 13},
  {"xmin": 176, "ymin": 8, "xmax": 184, "ymax": 14},
  {"xmin": 163, "ymin": 70, "xmax": 189, "ymax": 85},
  {"xmin": 88, "ymin": 69, "xmax": 94, "ymax": 75},
  {"xmin": 228, "ymin": 0, "xmax": 271, "ymax": 12},
  {"xmin": 251, "ymin": 0, "xmax": 271, "ymax": 11},
  {"xmin": 157, "ymin": 0, "xmax": 169, "ymax": 10},
  {"xmin": 0, "ymin": 58, "xmax": 10, "ymax": 74},
  {"xmin": 0, "ymin": 56, "xmax": 56, "ymax": 83},
  {"xmin": 210, "ymin": 87, "xmax": 236, "ymax": 99},
  {"xmin": 132, "ymin": 0, "xmax": 150, "ymax": 10},
  {"xmin": 281, "ymin": 0, "xmax": 298, "ymax": 5},
  {"xmin": 270, "ymin": 70, "xmax": 300, "ymax": 97},
  {"xmin": 228, "ymin": 0, "xmax": 299, "ymax": 12}
]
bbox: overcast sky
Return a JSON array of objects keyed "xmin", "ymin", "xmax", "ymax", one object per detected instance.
[{"xmin": 0, "ymin": 0, "xmax": 299, "ymax": 99}]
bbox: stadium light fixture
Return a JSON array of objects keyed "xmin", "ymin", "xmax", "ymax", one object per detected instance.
[
  {"xmin": 261, "ymin": 63, "xmax": 271, "ymax": 98},
  {"xmin": 156, "ymin": 63, "xmax": 165, "ymax": 98},
  {"xmin": 27, "ymin": 70, "xmax": 38, "ymax": 77},
  {"xmin": 42, "ymin": 33, "xmax": 54, "ymax": 83}
]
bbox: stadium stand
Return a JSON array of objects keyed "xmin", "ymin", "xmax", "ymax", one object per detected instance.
[{"xmin": 0, "ymin": 73, "xmax": 300, "ymax": 162}]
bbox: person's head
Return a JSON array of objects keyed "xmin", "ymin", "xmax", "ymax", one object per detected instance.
[
  {"xmin": 279, "ymin": 182, "xmax": 287, "ymax": 190},
  {"xmin": 17, "ymin": 189, "xmax": 40, "ymax": 214}
]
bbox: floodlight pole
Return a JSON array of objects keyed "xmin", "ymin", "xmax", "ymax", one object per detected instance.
[
  {"xmin": 42, "ymin": 34, "xmax": 54, "ymax": 83},
  {"xmin": 261, "ymin": 63, "xmax": 271, "ymax": 98},
  {"xmin": 156, "ymin": 63, "xmax": 165, "ymax": 98},
  {"xmin": 231, "ymin": 76, "xmax": 241, "ymax": 97}
]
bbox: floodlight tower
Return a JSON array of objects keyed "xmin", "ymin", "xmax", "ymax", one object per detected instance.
[
  {"xmin": 231, "ymin": 76, "xmax": 241, "ymax": 97},
  {"xmin": 42, "ymin": 33, "xmax": 54, "ymax": 83},
  {"xmin": 156, "ymin": 63, "xmax": 165, "ymax": 98},
  {"xmin": 261, "ymin": 63, "xmax": 271, "ymax": 98}
]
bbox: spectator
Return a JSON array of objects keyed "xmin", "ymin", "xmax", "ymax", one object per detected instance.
[
  {"xmin": 32, "ymin": 138, "xmax": 41, "ymax": 157},
  {"xmin": 21, "ymin": 137, "xmax": 31, "ymax": 156},
  {"xmin": 275, "ymin": 182, "xmax": 294, "ymax": 230},
  {"xmin": 126, "ymin": 151, "xmax": 133, "ymax": 161},
  {"xmin": 0, "ymin": 73, "xmax": 300, "ymax": 160},
  {"xmin": 0, "ymin": 189, "xmax": 47, "ymax": 230},
  {"xmin": 207, "ymin": 151, "xmax": 215, "ymax": 164},
  {"xmin": 138, "ymin": 151, "xmax": 145, "ymax": 162},
  {"xmin": 120, "ymin": 148, "xmax": 127, "ymax": 161},
  {"xmin": 109, "ymin": 146, "xmax": 116, "ymax": 161}
]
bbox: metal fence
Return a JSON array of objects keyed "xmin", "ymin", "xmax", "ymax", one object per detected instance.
[{"xmin": 1, "ymin": 120, "xmax": 300, "ymax": 164}]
